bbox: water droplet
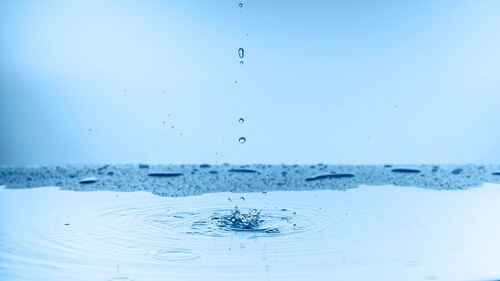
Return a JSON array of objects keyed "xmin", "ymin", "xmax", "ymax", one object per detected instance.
[
  {"xmin": 239, "ymin": 118, "xmax": 244, "ymax": 124},
  {"xmin": 240, "ymin": 196, "xmax": 245, "ymax": 201},
  {"xmin": 239, "ymin": 137, "xmax": 246, "ymax": 144},
  {"xmin": 265, "ymin": 175, "xmax": 270, "ymax": 179},
  {"xmin": 239, "ymin": 61, "xmax": 244, "ymax": 65},
  {"xmin": 238, "ymin": 48, "xmax": 244, "ymax": 58},
  {"xmin": 238, "ymin": 3, "xmax": 243, "ymax": 7},
  {"xmin": 228, "ymin": 198, "xmax": 232, "ymax": 202},
  {"xmin": 292, "ymin": 212, "xmax": 296, "ymax": 215}
]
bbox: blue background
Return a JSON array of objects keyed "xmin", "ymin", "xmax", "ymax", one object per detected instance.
[{"xmin": 1, "ymin": 0, "xmax": 500, "ymax": 165}]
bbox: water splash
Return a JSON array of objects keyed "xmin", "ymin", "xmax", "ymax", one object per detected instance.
[
  {"xmin": 212, "ymin": 206, "xmax": 262, "ymax": 231},
  {"xmin": 3, "ymin": 184, "xmax": 500, "ymax": 280}
]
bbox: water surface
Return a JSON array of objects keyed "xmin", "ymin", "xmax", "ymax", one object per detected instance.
[{"xmin": 2, "ymin": 184, "xmax": 500, "ymax": 281}]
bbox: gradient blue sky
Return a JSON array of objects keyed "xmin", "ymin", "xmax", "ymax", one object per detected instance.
[{"xmin": 1, "ymin": 0, "xmax": 500, "ymax": 165}]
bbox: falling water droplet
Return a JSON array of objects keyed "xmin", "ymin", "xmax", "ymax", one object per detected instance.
[
  {"xmin": 240, "ymin": 196, "xmax": 245, "ymax": 201},
  {"xmin": 238, "ymin": 48, "xmax": 244, "ymax": 58},
  {"xmin": 239, "ymin": 118, "xmax": 244, "ymax": 124},
  {"xmin": 239, "ymin": 137, "xmax": 246, "ymax": 144},
  {"xmin": 239, "ymin": 3, "xmax": 243, "ymax": 8}
]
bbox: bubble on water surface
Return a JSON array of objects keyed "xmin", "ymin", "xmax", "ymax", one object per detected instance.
[
  {"xmin": 239, "ymin": 137, "xmax": 246, "ymax": 144},
  {"xmin": 149, "ymin": 248, "xmax": 201, "ymax": 261},
  {"xmin": 109, "ymin": 277, "xmax": 134, "ymax": 281},
  {"xmin": 239, "ymin": 118, "xmax": 244, "ymax": 124}
]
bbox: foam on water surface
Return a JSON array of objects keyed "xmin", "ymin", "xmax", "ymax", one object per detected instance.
[{"xmin": 2, "ymin": 184, "xmax": 500, "ymax": 281}]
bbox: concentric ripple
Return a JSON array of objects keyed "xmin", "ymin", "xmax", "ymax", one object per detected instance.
[
  {"xmin": 154, "ymin": 207, "xmax": 299, "ymax": 237},
  {"xmin": 3, "ymin": 185, "xmax": 500, "ymax": 281},
  {"xmin": 110, "ymin": 202, "xmax": 320, "ymax": 238}
]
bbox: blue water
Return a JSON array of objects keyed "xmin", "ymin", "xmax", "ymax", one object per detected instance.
[
  {"xmin": 2, "ymin": 184, "xmax": 500, "ymax": 281},
  {"xmin": 2, "ymin": 2, "xmax": 500, "ymax": 281}
]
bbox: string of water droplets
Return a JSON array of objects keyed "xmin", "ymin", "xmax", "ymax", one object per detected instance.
[{"xmin": 237, "ymin": 2, "xmax": 246, "ymax": 144}]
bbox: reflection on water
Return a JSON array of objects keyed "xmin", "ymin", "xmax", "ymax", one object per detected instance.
[{"xmin": 1, "ymin": 185, "xmax": 500, "ymax": 281}]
